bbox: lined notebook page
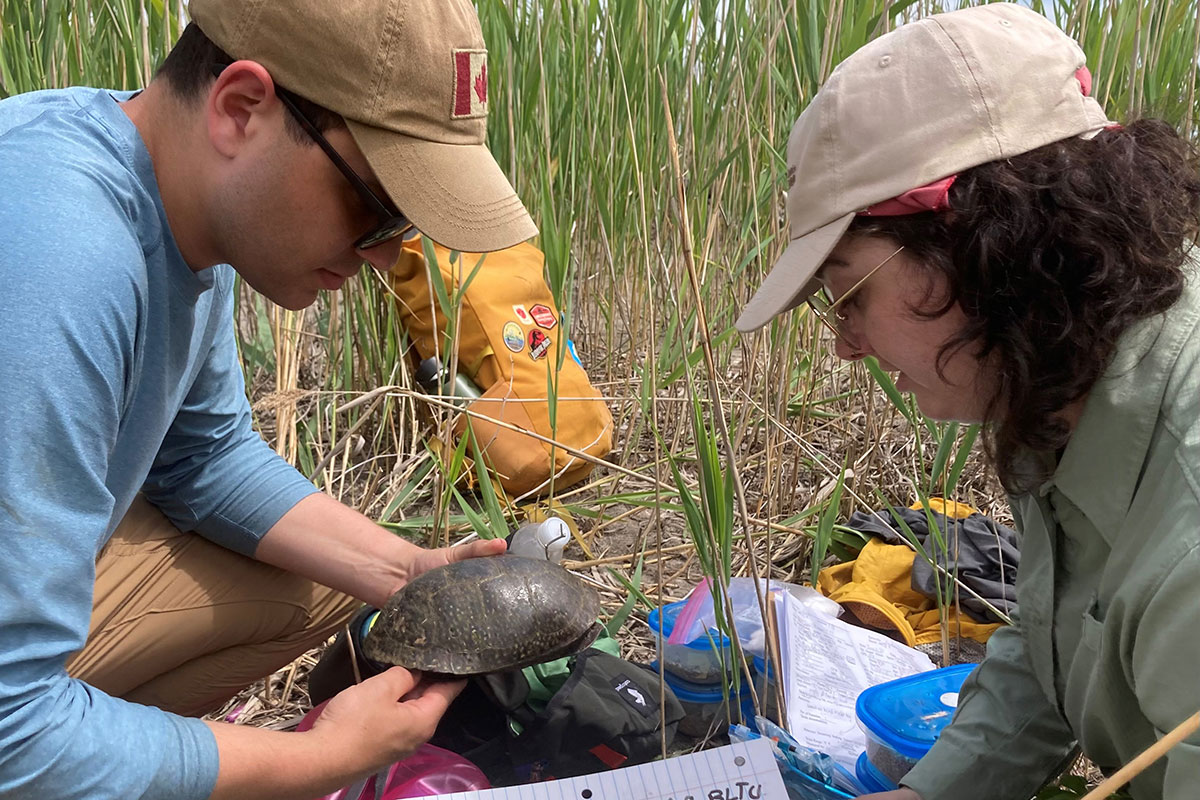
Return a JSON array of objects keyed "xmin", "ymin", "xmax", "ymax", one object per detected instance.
[{"xmin": 410, "ymin": 738, "xmax": 785, "ymax": 800}]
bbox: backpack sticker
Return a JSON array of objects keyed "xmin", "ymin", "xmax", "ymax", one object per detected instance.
[
  {"xmin": 612, "ymin": 673, "xmax": 655, "ymax": 717},
  {"xmin": 529, "ymin": 303, "xmax": 558, "ymax": 330},
  {"xmin": 502, "ymin": 321, "xmax": 525, "ymax": 353},
  {"xmin": 528, "ymin": 329, "xmax": 551, "ymax": 361},
  {"xmin": 512, "ymin": 304, "xmax": 533, "ymax": 325}
]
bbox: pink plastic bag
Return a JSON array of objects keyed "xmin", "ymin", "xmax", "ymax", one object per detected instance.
[
  {"xmin": 296, "ymin": 701, "xmax": 491, "ymax": 800},
  {"xmin": 666, "ymin": 578, "xmax": 711, "ymax": 644}
]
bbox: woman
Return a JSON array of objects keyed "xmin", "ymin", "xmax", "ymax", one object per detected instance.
[{"xmin": 737, "ymin": 5, "xmax": 1200, "ymax": 799}]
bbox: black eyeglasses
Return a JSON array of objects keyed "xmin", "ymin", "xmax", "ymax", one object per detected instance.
[{"xmin": 212, "ymin": 64, "xmax": 413, "ymax": 250}]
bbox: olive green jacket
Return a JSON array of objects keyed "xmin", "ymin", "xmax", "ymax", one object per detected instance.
[{"xmin": 903, "ymin": 274, "xmax": 1200, "ymax": 800}]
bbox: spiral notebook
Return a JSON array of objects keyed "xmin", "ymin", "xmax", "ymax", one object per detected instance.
[{"xmin": 410, "ymin": 738, "xmax": 785, "ymax": 800}]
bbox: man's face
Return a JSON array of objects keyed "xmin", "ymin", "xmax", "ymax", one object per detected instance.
[{"xmin": 212, "ymin": 105, "xmax": 405, "ymax": 310}]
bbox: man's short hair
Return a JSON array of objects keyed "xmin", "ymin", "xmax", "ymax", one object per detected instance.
[{"xmin": 156, "ymin": 22, "xmax": 344, "ymax": 140}]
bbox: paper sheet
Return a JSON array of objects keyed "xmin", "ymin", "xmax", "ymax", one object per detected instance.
[
  {"xmin": 782, "ymin": 590, "xmax": 934, "ymax": 770},
  {"xmin": 410, "ymin": 738, "xmax": 786, "ymax": 800}
]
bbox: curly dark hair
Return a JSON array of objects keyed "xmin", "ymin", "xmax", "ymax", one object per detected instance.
[
  {"xmin": 155, "ymin": 22, "xmax": 344, "ymax": 142},
  {"xmin": 846, "ymin": 119, "xmax": 1200, "ymax": 492}
]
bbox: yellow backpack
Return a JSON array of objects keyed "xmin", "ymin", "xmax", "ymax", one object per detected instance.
[{"xmin": 388, "ymin": 237, "xmax": 613, "ymax": 497}]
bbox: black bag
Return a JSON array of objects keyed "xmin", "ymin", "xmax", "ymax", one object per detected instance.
[{"xmin": 430, "ymin": 648, "xmax": 685, "ymax": 785}]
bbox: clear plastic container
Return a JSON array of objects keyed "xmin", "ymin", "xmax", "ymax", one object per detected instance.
[
  {"xmin": 653, "ymin": 664, "xmax": 754, "ymax": 738},
  {"xmin": 854, "ymin": 663, "xmax": 977, "ymax": 784},
  {"xmin": 646, "ymin": 599, "xmax": 735, "ymax": 684},
  {"xmin": 649, "ymin": 579, "xmax": 842, "ymax": 684}
]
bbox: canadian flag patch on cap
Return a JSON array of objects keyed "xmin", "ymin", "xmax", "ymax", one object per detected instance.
[{"xmin": 452, "ymin": 49, "xmax": 488, "ymax": 119}]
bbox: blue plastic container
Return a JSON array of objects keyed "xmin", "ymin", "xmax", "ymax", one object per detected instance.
[
  {"xmin": 651, "ymin": 661, "xmax": 753, "ymax": 738},
  {"xmin": 855, "ymin": 663, "xmax": 977, "ymax": 785},
  {"xmin": 749, "ymin": 654, "xmax": 783, "ymax": 725},
  {"xmin": 855, "ymin": 752, "xmax": 899, "ymax": 793},
  {"xmin": 647, "ymin": 599, "xmax": 735, "ymax": 684},
  {"xmin": 751, "ymin": 654, "xmax": 775, "ymax": 678}
]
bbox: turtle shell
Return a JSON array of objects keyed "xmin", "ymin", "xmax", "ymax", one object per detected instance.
[{"xmin": 362, "ymin": 555, "xmax": 603, "ymax": 675}]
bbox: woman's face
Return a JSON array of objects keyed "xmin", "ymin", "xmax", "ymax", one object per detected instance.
[{"xmin": 816, "ymin": 235, "xmax": 996, "ymax": 423}]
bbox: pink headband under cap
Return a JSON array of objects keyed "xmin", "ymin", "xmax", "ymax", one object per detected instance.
[
  {"xmin": 858, "ymin": 176, "xmax": 956, "ymax": 216},
  {"xmin": 857, "ymin": 67, "xmax": 1094, "ymax": 218}
]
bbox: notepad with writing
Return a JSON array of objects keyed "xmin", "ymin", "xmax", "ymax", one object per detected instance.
[
  {"xmin": 410, "ymin": 738, "xmax": 785, "ymax": 800},
  {"xmin": 781, "ymin": 587, "xmax": 935, "ymax": 769}
]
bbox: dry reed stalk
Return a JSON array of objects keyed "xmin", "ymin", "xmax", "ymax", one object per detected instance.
[
  {"xmin": 269, "ymin": 306, "xmax": 302, "ymax": 464},
  {"xmin": 660, "ymin": 70, "xmax": 780, "ymax": 719}
]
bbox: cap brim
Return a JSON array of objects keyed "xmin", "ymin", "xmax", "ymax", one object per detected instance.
[
  {"xmin": 734, "ymin": 212, "xmax": 854, "ymax": 332},
  {"xmin": 348, "ymin": 121, "xmax": 538, "ymax": 253}
]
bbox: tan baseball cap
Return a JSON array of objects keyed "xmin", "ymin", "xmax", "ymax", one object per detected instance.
[
  {"xmin": 188, "ymin": 0, "xmax": 537, "ymax": 253},
  {"xmin": 735, "ymin": 3, "xmax": 1111, "ymax": 332}
]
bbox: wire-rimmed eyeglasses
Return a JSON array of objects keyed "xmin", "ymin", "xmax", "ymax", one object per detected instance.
[{"xmin": 805, "ymin": 245, "xmax": 906, "ymax": 341}]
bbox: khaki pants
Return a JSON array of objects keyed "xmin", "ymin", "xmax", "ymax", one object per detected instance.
[{"xmin": 65, "ymin": 495, "xmax": 361, "ymax": 717}]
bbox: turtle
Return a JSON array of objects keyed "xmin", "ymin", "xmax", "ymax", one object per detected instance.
[{"xmin": 362, "ymin": 554, "xmax": 603, "ymax": 675}]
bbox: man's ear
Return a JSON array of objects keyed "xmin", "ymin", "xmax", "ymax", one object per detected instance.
[{"xmin": 205, "ymin": 60, "xmax": 279, "ymax": 159}]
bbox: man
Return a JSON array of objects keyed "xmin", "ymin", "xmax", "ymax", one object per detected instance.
[{"xmin": 0, "ymin": 0, "xmax": 536, "ymax": 797}]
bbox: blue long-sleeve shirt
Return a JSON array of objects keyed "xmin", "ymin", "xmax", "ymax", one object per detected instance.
[{"xmin": 0, "ymin": 87, "xmax": 319, "ymax": 798}]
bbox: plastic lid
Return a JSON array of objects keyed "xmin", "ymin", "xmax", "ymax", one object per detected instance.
[
  {"xmin": 855, "ymin": 664, "xmax": 977, "ymax": 759},
  {"xmin": 647, "ymin": 599, "xmax": 732, "ymax": 650},
  {"xmin": 855, "ymin": 752, "xmax": 900, "ymax": 793},
  {"xmin": 649, "ymin": 661, "xmax": 753, "ymax": 703}
]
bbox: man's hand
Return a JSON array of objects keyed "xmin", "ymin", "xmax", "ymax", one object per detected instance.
[
  {"xmin": 305, "ymin": 666, "xmax": 465, "ymax": 766},
  {"xmin": 405, "ymin": 536, "xmax": 507, "ymax": 583},
  {"xmin": 255, "ymin": 492, "xmax": 508, "ymax": 608},
  {"xmin": 206, "ymin": 667, "xmax": 465, "ymax": 800}
]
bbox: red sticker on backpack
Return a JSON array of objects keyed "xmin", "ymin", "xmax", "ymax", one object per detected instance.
[
  {"xmin": 528, "ymin": 329, "xmax": 551, "ymax": 361},
  {"xmin": 529, "ymin": 304, "xmax": 557, "ymax": 330}
]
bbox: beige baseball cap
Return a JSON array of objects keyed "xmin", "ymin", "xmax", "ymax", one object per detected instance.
[
  {"xmin": 735, "ymin": 3, "xmax": 1111, "ymax": 332},
  {"xmin": 188, "ymin": 0, "xmax": 537, "ymax": 253}
]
